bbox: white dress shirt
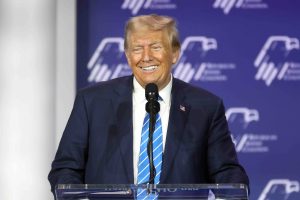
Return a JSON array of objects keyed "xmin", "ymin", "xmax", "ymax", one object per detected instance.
[{"xmin": 132, "ymin": 76, "xmax": 172, "ymax": 184}]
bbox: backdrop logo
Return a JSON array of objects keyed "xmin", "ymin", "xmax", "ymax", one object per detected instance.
[
  {"xmin": 213, "ymin": 0, "xmax": 268, "ymax": 14},
  {"xmin": 226, "ymin": 107, "xmax": 259, "ymax": 129},
  {"xmin": 254, "ymin": 36, "xmax": 300, "ymax": 86},
  {"xmin": 226, "ymin": 107, "xmax": 278, "ymax": 153},
  {"xmin": 87, "ymin": 37, "xmax": 131, "ymax": 83},
  {"xmin": 258, "ymin": 179, "xmax": 300, "ymax": 200},
  {"xmin": 173, "ymin": 36, "xmax": 236, "ymax": 83},
  {"xmin": 121, "ymin": 0, "xmax": 177, "ymax": 15}
]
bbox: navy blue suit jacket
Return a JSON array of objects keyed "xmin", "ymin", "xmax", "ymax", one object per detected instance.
[{"xmin": 48, "ymin": 76, "xmax": 249, "ymax": 193}]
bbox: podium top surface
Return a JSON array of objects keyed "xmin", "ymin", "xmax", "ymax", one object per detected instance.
[{"xmin": 55, "ymin": 184, "xmax": 249, "ymax": 200}]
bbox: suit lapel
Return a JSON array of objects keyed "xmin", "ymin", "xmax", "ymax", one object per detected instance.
[
  {"xmin": 113, "ymin": 76, "xmax": 134, "ymax": 183},
  {"xmin": 160, "ymin": 79, "xmax": 190, "ymax": 183}
]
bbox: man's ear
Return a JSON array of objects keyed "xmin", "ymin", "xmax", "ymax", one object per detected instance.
[
  {"xmin": 172, "ymin": 49, "xmax": 180, "ymax": 64},
  {"xmin": 125, "ymin": 50, "xmax": 131, "ymax": 65}
]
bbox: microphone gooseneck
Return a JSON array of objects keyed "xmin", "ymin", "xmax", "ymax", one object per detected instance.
[{"xmin": 145, "ymin": 83, "xmax": 160, "ymax": 185}]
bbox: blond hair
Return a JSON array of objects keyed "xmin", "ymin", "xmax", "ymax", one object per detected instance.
[{"xmin": 124, "ymin": 14, "xmax": 180, "ymax": 51}]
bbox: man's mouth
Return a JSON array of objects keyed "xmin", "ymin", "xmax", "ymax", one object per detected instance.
[{"xmin": 140, "ymin": 65, "xmax": 158, "ymax": 72}]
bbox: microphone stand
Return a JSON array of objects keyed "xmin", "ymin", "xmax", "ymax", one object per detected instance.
[
  {"xmin": 147, "ymin": 102, "xmax": 157, "ymax": 184},
  {"xmin": 145, "ymin": 83, "xmax": 160, "ymax": 185}
]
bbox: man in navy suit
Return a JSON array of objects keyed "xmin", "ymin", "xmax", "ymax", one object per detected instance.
[{"xmin": 49, "ymin": 14, "xmax": 249, "ymax": 195}]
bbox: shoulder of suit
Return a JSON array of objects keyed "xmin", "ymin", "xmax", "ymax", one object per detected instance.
[
  {"xmin": 76, "ymin": 76, "xmax": 132, "ymax": 97},
  {"xmin": 173, "ymin": 78, "xmax": 222, "ymax": 102}
]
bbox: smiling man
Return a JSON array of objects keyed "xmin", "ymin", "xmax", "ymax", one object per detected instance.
[
  {"xmin": 48, "ymin": 14, "xmax": 249, "ymax": 198},
  {"xmin": 124, "ymin": 15, "xmax": 180, "ymax": 90}
]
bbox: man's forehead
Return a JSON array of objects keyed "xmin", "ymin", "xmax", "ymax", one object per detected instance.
[
  {"xmin": 130, "ymin": 29, "xmax": 164, "ymax": 37},
  {"xmin": 129, "ymin": 30, "xmax": 168, "ymax": 43}
]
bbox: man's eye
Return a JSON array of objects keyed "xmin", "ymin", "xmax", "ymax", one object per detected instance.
[
  {"xmin": 152, "ymin": 46, "xmax": 161, "ymax": 51},
  {"xmin": 132, "ymin": 48, "xmax": 142, "ymax": 53}
]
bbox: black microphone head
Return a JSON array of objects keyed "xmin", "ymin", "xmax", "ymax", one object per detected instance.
[{"xmin": 145, "ymin": 83, "xmax": 159, "ymax": 101}]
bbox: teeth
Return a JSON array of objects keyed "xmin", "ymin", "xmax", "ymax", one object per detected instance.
[{"xmin": 141, "ymin": 65, "xmax": 158, "ymax": 71}]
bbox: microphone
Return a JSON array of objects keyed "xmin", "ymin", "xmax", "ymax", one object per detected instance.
[
  {"xmin": 145, "ymin": 83, "xmax": 160, "ymax": 184},
  {"xmin": 145, "ymin": 83, "xmax": 160, "ymax": 114}
]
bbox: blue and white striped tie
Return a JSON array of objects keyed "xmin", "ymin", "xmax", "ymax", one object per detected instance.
[{"xmin": 137, "ymin": 113, "xmax": 163, "ymax": 200}]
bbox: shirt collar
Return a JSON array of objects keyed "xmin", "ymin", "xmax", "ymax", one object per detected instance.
[
  {"xmin": 133, "ymin": 75, "xmax": 173, "ymax": 105},
  {"xmin": 133, "ymin": 77, "xmax": 146, "ymax": 103},
  {"xmin": 159, "ymin": 75, "xmax": 172, "ymax": 105}
]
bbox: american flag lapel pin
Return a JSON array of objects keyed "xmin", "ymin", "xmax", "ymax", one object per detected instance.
[{"xmin": 180, "ymin": 105, "xmax": 186, "ymax": 112}]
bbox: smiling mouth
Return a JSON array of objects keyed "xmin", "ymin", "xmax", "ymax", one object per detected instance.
[{"xmin": 140, "ymin": 65, "xmax": 158, "ymax": 72}]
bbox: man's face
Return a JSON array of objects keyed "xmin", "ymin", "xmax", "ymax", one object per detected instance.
[{"xmin": 125, "ymin": 30, "xmax": 179, "ymax": 90}]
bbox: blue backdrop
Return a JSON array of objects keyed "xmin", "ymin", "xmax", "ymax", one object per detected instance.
[{"xmin": 76, "ymin": 0, "xmax": 300, "ymax": 199}]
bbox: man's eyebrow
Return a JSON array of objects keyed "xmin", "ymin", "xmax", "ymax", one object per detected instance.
[
  {"xmin": 150, "ymin": 41, "xmax": 163, "ymax": 46},
  {"xmin": 131, "ymin": 41, "xmax": 162, "ymax": 47}
]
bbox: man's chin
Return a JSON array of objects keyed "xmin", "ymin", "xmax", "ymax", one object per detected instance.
[{"xmin": 141, "ymin": 79, "xmax": 159, "ymax": 87}]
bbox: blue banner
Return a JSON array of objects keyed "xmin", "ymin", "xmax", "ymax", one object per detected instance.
[{"xmin": 76, "ymin": 0, "xmax": 300, "ymax": 199}]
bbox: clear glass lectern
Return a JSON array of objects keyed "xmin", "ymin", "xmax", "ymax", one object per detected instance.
[{"xmin": 55, "ymin": 184, "xmax": 249, "ymax": 200}]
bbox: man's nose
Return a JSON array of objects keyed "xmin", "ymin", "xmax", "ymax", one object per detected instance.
[{"xmin": 142, "ymin": 48, "xmax": 152, "ymax": 62}]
